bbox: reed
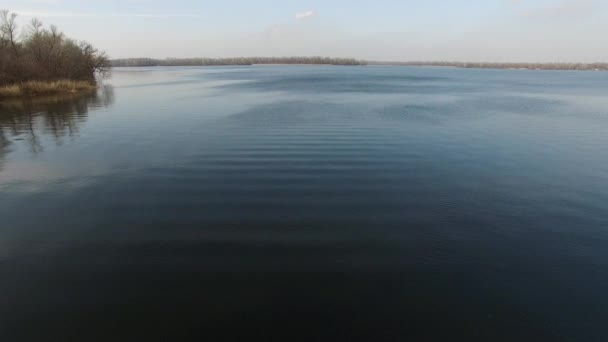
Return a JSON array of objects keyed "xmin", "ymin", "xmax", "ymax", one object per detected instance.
[{"xmin": 0, "ymin": 80, "xmax": 96, "ymax": 98}]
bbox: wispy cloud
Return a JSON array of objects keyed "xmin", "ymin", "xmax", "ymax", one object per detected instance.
[
  {"xmin": 507, "ymin": 0, "xmax": 599, "ymax": 18},
  {"xmin": 295, "ymin": 10, "xmax": 315, "ymax": 20},
  {"xmin": 525, "ymin": 0, "xmax": 597, "ymax": 17},
  {"xmin": 24, "ymin": 0, "xmax": 59, "ymax": 4},
  {"xmin": 13, "ymin": 10, "xmax": 204, "ymax": 18}
]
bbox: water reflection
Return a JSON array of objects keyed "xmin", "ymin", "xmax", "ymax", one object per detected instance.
[{"xmin": 0, "ymin": 86, "xmax": 114, "ymax": 169}]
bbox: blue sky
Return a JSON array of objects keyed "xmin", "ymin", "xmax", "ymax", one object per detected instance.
[{"xmin": 3, "ymin": 0, "xmax": 606, "ymax": 61}]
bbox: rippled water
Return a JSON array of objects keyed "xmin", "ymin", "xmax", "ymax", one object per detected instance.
[{"xmin": 1, "ymin": 66, "xmax": 608, "ymax": 341}]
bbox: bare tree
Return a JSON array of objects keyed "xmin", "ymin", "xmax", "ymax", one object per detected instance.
[
  {"xmin": 0, "ymin": 10, "xmax": 111, "ymax": 86},
  {"xmin": 0, "ymin": 10, "xmax": 19, "ymax": 56}
]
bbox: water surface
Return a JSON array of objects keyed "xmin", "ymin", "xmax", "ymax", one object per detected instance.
[{"xmin": 1, "ymin": 66, "xmax": 608, "ymax": 341}]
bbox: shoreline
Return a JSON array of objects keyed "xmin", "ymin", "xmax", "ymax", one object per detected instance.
[
  {"xmin": 367, "ymin": 61, "xmax": 608, "ymax": 71},
  {"xmin": 0, "ymin": 80, "xmax": 97, "ymax": 99},
  {"xmin": 110, "ymin": 57, "xmax": 607, "ymax": 71},
  {"xmin": 110, "ymin": 63, "xmax": 608, "ymax": 72}
]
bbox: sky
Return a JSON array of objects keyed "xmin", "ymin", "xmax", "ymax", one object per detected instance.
[{"xmin": 2, "ymin": 0, "xmax": 607, "ymax": 62}]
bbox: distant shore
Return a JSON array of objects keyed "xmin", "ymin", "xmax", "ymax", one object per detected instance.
[
  {"xmin": 111, "ymin": 57, "xmax": 608, "ymax": 71},
  {"xmin": 366, "ymin": 61, "xmax": 608, "ymax": 71},
  {"xmin": 111, "ymin": 57, "xmax": 367, "ymax": 67}
]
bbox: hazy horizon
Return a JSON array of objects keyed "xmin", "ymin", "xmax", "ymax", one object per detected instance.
[{"xmin": 4, "ymin": 0, "xmax": 607, "ymax": 63}]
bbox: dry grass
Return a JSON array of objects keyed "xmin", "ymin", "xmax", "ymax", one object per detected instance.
[
  {"xmin": 0, "ymin": 84, "xmax": 21, "ymax": 97},
  {"xmin": 0, "ymin": 80, "xmax": 96, "ymax": 98}
]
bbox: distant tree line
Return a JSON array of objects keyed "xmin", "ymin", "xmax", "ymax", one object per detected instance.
[
  {"xmin": 368, "ymin": 61, "xmax": 608, "ymax": 71},
  {"xmin": 113, "ymin": 57, "xmax": 608, "ymax": 71},
  {"xmin": 0, "ymin": 10, "xmax": 110, "ymax": 86},
  {"xmin": 111, "ymin": 57, "xmax": 367, "ymax": 67}
]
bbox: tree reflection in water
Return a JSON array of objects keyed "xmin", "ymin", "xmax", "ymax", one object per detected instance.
[{"xmin": 0, "ymin": 85, "xmax": 114, "ymax": 170}]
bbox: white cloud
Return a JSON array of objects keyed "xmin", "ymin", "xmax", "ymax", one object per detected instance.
[{"xmin": 295, "ymin": 11, "xmax": 315, "ymax": 20}]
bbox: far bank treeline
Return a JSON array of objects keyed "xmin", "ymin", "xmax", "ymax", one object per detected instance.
[
  {"xmin": 0, "ymin": 10, "xmax": 110, "ymax": 94},
  {"xmin": 112, "ymin": 57, "xmax": 367, "ymax": 67},
  {"xmin": 369, "ymin": 61, "xmax": 608, "ymax": 71},
  {"xmin": 113, "ymin": 58, "xmax": 608, "ymax": 71}
]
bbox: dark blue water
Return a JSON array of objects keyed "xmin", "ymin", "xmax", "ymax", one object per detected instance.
[{"xmin": 1, "ymin": 66, "xmax": 608, "ymax": 341}]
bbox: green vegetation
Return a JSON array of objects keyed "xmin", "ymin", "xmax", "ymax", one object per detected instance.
[
  {"xmin": 368, "ymin": 61, "xmax": 608, "ymax": 71},
  {"xmin": 0, "ymin": 10, "xmax": 110, "ymax": 97},
  {"xmin": 112, "ymin": 57, "xmax": 367, "ymax": 67}
]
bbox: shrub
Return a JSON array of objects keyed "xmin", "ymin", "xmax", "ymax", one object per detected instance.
[{"xmin": 0, "ymin": 10, "xmax": 110, "ymax": 88}]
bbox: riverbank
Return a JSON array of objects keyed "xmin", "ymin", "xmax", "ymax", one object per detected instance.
[
  {"xmin": 110, "ymin": 58, "xmax": 608, "ymax": 71},
  {"xmin": 367, "ymin": 61, "xmax": 608, "ymax": 71},
  {"xmin": 111, "ymin": 57, "xmax": 367, "ymax": 67},
  {"xmin": 0, "ymin": 80, "xmax": 97, "ymax": 98}
]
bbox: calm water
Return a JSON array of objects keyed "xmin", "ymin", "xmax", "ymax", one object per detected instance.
[{"xmin": 1, "ymin": 66, "xmax": 608, "ymax": 341}]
